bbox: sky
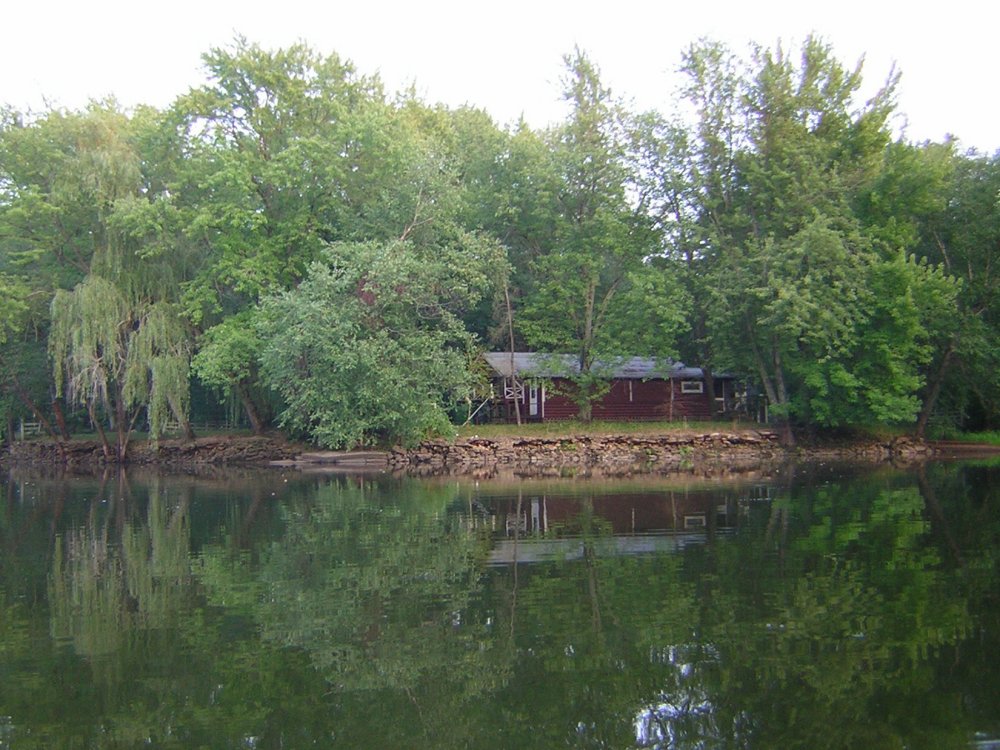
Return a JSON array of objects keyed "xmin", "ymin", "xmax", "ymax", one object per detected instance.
[{"xmin": 3, "ymin": 0, "xmax": 998, "ymax": 153}]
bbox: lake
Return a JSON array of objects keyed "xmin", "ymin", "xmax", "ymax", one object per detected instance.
[{"xmin": 1, "ymin": 460, "xmax": 999, "ymax": 748}]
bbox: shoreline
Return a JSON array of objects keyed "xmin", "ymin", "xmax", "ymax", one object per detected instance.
[{"xmin": 0, "ymin": 429, "xmax": 956, "ymax": 478}]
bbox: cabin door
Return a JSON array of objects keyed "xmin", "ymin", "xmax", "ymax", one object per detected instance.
[{"xmin": 528, "ymin": 381, "xmax": 539, "ymax": 417}]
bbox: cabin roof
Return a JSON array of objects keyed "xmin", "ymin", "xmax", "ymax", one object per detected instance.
[{"xmin": 482, "ymin": 352, "xmax": 711, "ymax": 380}]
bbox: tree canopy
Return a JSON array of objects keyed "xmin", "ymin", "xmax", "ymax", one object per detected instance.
[{"xmin": 0, "ymin": 35, "xmax": 996, "ymax": 451}]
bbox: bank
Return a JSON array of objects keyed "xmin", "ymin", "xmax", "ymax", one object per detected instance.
[{"xmin": 1, "ymin": 428, "xmax": 940, "ymax": 477}]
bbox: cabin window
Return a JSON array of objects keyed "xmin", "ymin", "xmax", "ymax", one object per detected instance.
[
  {"xmin": 684, "ymin": 514, "xmax": 706, "ymax": 529},
  {"xmin": 681, "ymin": 380, "xmax": 704, "ymax": 394}
]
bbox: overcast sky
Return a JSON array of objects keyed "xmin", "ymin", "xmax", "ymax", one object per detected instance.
[{"xmin": 4, "ymin": 0, "xmax": 997, "ymax": 153}]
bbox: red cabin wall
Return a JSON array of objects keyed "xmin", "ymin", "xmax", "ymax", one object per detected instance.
[{"xmin": 536, "ymin": 378, "xmax": 714, "ymax": 421}]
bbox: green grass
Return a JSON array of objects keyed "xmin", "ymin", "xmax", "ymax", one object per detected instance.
[
  {"xmin": 455, "ymin": 419, "xmax": 756, "ymax": 439},
  {"xmin": 932, "ymin": 430, "xmax": 1000, "ymax": 446}
]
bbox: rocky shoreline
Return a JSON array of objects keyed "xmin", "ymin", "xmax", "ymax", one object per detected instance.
[
  {"xmin": 1, "ymin": 430, "xmax": 940, "ymax": 477},
  {"xmin": 387, "ymin": 431, "xmax": 936, "ymax": 477}
]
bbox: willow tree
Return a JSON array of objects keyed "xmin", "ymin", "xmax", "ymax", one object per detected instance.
[
  {"xmin": 41, "ymin": 104, "xmax": 194, "ymax": 460},
  {"xmin": 0, "ymin": 104, "xmax": 131, "ymax": 441},
  {"xmin": 50, "ymin": 277, "xmax": 191, "ymax": 460}
]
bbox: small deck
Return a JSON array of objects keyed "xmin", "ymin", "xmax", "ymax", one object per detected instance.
[{"xmin": 271, "ymin": 450, "xmax": 389, "ymax": 472}]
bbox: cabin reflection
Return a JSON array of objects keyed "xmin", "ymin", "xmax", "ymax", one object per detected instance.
[{"xmin": 466, "ymin": 487, "xmax": 773, "ymax": 565}]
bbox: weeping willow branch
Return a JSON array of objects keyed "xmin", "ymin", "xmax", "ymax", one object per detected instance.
[{"xmin": 50, "ymin": 276, "xmax": 192, "ymax": 461}]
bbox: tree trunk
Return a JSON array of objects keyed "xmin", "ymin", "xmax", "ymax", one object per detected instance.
[
  {"xmin": 169, "ymin": 396, "xmax": 196, "ymax": 441},
  {"xmin": 580, "ymin": 278, "xmax": 597, "ymax": 424},
  {"xmin": 115, "ymin": 398, "xmax": 128, "ymax": 463},
  {"xmin": 88, "ymin": 403, "xmax": 112, "ymax": 460},
  {"xmin": 771, "ymin": 343, "xmax": 795, "ymax": 447},
  {"xmin": 51, "ymin": 395, "xmax": 72, "ymax": 440},
  {"xmin": 703, "ymin": 369, "xmax": 718, "ymax": 419},
  {"xmin": 915, "ymin": 343, "xmax": 955, "ymax": 439},
  {"xmin": 237, "ymin": 382, "xmax": 266, "ymax": 435},
  {"xmin": 504, "ymin": 283, "xmax": 522, "ymax": 426},
  {"xmin": 750, "ymin": 336, "xmax": 792, "ymax": 442},
  {"xmin": 693, "ymin": 309, "xmax": 720, "ymax": 419}
]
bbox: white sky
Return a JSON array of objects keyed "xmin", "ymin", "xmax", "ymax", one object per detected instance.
[{"xmin": 3, "ymin": 0, "xmax": 998, "ymax": 153}]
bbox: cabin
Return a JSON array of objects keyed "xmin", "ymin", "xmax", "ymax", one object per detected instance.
[{"xmin": 481, "ymin": 352, "xmax": 743, "ymax": 423}]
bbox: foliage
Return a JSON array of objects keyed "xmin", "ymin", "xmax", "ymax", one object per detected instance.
[
  {"xmin": 518, "ymin": 50, "xmax": 684, "ymax": 419},
  {"xmin": 258, "ymin": 238, "xmax": 501, "ymax": 448},
  {"xmin": 654, "ymin": 36, "xmax": 966, "ymax": 433},
  {"xmin": 2, "ymin": 34, "xmax": 999, "ymax": 444},
  {"xmin": 50, "ymin": 277, "xmax": 191, "ymax": 456}
]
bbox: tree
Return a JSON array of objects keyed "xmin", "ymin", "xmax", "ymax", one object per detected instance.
[
  {"xmin": 657, "ymin": 37, "xmax": 961, "ymax": 436},
  {"xmin": 50, "ymin": 278, "xmax": 191, "ymax": 459},
  {"xmin": 36, "ymin": 104, "xmax": 196, "ymax": 459},
  {"xmin": 520, "ymin": 50, "xmax": 681, "ymax": 420},
  {"xmin": 0, "ymin": 105, "xmax": 113, "ymax": 440},
  {"xmin": 173, "ymin": 39, "xmax": 501, "ymax": 431},
  {"xmin": 648, "ymin": 41, "xmax": 747, "ymax": 416},
  {"xmin": 190, "ymin": 311, "xmax": 269, "ymax": 434},
  {"xmin": 909, "ymin": 150, "xmax": 1000, "ymax": 433},
  {"xmin": 257, "ymin": 236, "xmax": 502, "ymax": 449}
]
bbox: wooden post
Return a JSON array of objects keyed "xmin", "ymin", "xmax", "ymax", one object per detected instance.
[
  {"xmin": 505, "ymin": 283, "xmax": 522, "ymax": 425},
  {"xmin": 669, "ymin": 377, "xmax": 675, "ymax": 422}
]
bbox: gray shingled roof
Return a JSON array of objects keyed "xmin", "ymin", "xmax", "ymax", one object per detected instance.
[{"xmin": 482, "ymin": 352, "xmax": 707, "ymax": 380}]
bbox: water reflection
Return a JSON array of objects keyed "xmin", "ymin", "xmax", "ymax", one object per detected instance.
[
  {"xmin": 0, "ymin": 463, "xmax": 999, "ymax": 747},
  {"xmin": 468, "ymin": 484, "xmax": 756, "ymax": 564}
]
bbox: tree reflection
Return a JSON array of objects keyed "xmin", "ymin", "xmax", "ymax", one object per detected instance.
[
  {"xmin": 197, "ymin": 477, "xmax": 514, "ymax": 748},
  {"xmin": 48, "ymin": 476, "xmax": 193, "ymax": 662},
  {"xmin": 3, "ymin": 471, "xmax": 338, "ymax": 748},
  {"xmin": 1, "ymin": 465, "xmax": 1000, "ymax": 747}
]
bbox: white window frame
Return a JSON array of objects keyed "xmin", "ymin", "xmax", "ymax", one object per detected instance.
[
  {"xmin": 680, "ymin": 379, "xmax": 704, "ymax": 394},
  {"xmin": 684, "ymin": 514, "xmax": 706, "ymax": 529}
]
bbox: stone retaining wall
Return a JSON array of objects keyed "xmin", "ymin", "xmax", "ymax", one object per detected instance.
[{"xmin": 388, "ymin": 432, "xmax": 936, "ymax": 478}]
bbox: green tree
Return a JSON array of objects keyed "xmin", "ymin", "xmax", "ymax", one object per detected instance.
[
  {"xmin": 0, "ymin": 105, "xmax": 113, "ymax": 439},
  {"xmin": 257, "ymin": 236, "xmax": 501, "ymax": 449},
  {"xmin": 662, "ymin": 37, "xmax": 959, "ymax": 436},
  {"xmin": 173, "ymin": 40, "xmax": 502, "ymax": 431},
  {"xmin": 167, "ymin": 39, "xmax": 391, "ymax": 431},
  {"xmin": 50, "ymin": 278, "xmax": 191, "ymax": 459},
  {"xmin": 520, "ymin": 50, "xmax": 682, "ymax": 420},
  {"xmin": 649, "ymin": 41, "xmax": 746, "ymax": 414},
  {"xmin": 189, "ymin": 311, "xmax": 269, "ymax": 434},
  {"xmin": 41, "ymin": 104, "xmax": 195, "ymax": 459},
  {"xmin": 911, "ymin": 150, "xmax": 1000, "ymax": 433}
]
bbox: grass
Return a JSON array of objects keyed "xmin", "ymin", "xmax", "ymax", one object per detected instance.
[
  {"xmin": 455, "ymin": 419, "xmax": 758, "ymax": 439},
  {"xmin": 931, "ymin": 430, "xmax": 1000, "ymax": 446}
]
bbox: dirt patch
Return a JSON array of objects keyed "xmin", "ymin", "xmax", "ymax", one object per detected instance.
[{"xmin": 2, "ymin": 434, "xmax": 307, "ymax": 468}]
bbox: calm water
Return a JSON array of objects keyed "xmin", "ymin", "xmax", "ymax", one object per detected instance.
[{"xmin": 2, "ymin": 461, "xmax": 1000, "ymax": 749}]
